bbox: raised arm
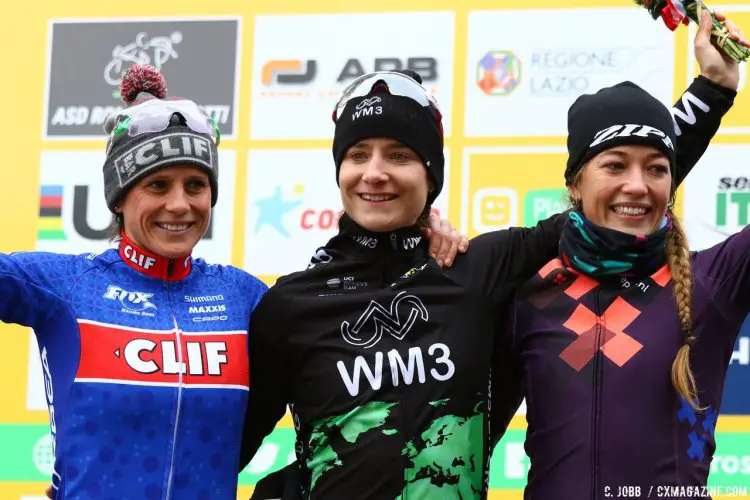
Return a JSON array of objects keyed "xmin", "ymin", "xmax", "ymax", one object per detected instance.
[
  {"xmin": 671, "ymin": 76, "xmax": 735, "ymax": 187},
  {"xmin": 672, "ymin": 9, "xmax": 744, "ymax": 186},
  {"xmin": 238, "ymin": 287, "xmax": 295, "ymax": 472}
]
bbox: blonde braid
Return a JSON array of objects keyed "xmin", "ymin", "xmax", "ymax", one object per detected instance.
[{"xmin": 665, "ymin": 209, "xmax": 701, "ymax": 410}]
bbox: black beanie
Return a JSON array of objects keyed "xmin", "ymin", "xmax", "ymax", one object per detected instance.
[
  {"xmin": 102, "ymin": 64, "xmax": 219, "ymax": 212},
  {"xmin": 331, "ymin": 70, "xmax": 444, "ymax": 205},
  {"xmin": 565, "ymin": 81, "xmax": 676, "ymax": 186}
]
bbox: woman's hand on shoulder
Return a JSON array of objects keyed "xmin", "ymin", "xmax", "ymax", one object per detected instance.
[{"xmin": 423, "ymin": 213, "xmax": 469, "ymax": 268}]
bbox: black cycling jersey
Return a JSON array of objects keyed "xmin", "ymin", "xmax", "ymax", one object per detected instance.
[
  {"xmin": 240, "ymin": 75, "xmax": 735, "ymax": 500},
  {"xmin": 243, "ymin": 213, "xmax": 564, "ymax": 499}
]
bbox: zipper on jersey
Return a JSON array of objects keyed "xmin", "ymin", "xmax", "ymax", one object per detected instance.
[
  {"xmin": 375, "ymin": 233, "xmax": 399, "ymax": 288},
  {"xmin": 590, "ymin": 290, "xmax": 603, "ymax": 500},
  {"xmin": 164, "ymin": 259, "xmax": 183, "ymax": 500}
]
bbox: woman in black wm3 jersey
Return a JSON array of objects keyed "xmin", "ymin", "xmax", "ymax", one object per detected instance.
[{"xmin": 240, "ymin": 68, "xmax": 733, "ymax": 499}]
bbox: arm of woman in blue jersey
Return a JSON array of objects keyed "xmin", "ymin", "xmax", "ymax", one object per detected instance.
[{"xmin": 0, "ymin": 251, "xmax": 81, "ymax": 330}]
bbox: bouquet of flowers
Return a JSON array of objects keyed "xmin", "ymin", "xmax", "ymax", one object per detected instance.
[{"xmin": 634, "ymin": 0, "xmax": 749, "ymax": 62}]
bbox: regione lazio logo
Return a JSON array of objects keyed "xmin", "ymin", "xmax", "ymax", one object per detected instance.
[
  {"xmin": 45, "ymin": 19, "xmax": 240, "ymax": 138},
  {"xmin": 341, "ymin": 291, "xmax": 429, "ymax": 348},
  {"xmin": 476, "ymin": 50, "xmax": 521, "ymax": 96},
  {"xmin": 464, "ymin": 9, "xmax": 674, "ymax": 138}
]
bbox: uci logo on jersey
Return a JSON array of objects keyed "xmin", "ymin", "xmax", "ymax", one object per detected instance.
[{"xmin": 104, "ymin": 285, "xmax": 157, "ymax": 315}]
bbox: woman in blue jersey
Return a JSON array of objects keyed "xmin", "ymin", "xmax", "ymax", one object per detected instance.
[
  {"xmin": 502, "ymin": 9, "xmax": 750, "ymax": 500},
  {"xmin": 0, "ymin": 63, "xmax": 267, "ymax": 500},
  {"xmin": 6, "ymin": 64, "xmax": 465, "ymax": 500}
]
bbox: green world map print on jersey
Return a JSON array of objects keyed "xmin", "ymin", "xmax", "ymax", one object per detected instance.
[
  {"xmin": 398, "ymin": 400, "xmax": 484, "ymax": 499},
  {"xmin": 305, "ymin": 399, "xmax": 485, "ymax": 497},
  {"xmin": 307, "ymin": 401, "xmax": 398, "ymax": 490}
]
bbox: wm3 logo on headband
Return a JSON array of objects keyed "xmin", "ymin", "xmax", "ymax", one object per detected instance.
[
  {"xmin": 113, "ymin": 132, "xmax": 214, "ymax": 186},
  {"xmin": 589, "ymin": 124, "xmax": 675, "ymax": 150}
]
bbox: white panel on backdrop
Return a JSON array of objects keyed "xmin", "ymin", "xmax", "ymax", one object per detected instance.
[
  {"xmin": 464, "ymin": 8, "xmax": 675, "ymax": 137},
  {"xmin": 683, "ymin": 144, "xmax": 750, "ymax": 251},
  {"xmin": 250, "ymin": 12, "xmax": 455, "ymax": 140},
  {"xmin": 35, "ymin": 150, "xmax": 236, "ymax": 265},
  {"xmin": 243, "ymin": 149, "xmax": 450, "ymax": 276}
]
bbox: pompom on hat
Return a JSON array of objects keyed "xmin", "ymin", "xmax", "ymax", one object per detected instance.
[{"xmin": 102, "ymin": 64, "xmax": 220, "ymax": 212}]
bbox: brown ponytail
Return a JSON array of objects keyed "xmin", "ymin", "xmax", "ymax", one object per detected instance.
[{"xmin": 665, "ymin": 210, "xmax": 702, "ymax": 410}]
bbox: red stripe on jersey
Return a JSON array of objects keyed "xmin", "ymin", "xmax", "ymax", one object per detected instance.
[{"xmin": 76, "ymin": 321, "xmax": 249, "ymax": 389}]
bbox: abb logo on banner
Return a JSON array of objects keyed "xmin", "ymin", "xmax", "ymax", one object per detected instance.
[{"xmin": 75, "ymin": 320, "xmax": 249, "ymax": 390}]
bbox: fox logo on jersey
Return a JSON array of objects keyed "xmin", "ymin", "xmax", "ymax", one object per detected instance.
[{"xmin": 104, "ymin": 285, "xmax": 157, "ymax": 312}]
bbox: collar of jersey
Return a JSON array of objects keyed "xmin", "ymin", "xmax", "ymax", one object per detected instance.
[
  {"xmin": 337, "ymin": 213, "xmax": 425, "ymax": 255},
  {"xmin": 118, "ymin": 231, "xmax": 192, "ymax": 282}
]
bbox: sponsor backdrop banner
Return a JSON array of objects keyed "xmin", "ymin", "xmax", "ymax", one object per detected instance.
[
  {"xmin": 0, "ymin": 0, "xmax": 748, "ymax": 498},
  {"xmin": 45, "ymin": 18, "xmax": 241, "ymax": 139}
]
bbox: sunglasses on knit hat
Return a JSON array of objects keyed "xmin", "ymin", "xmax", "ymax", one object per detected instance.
[
  {"xmin": 105, "ymin": 98, "xmax": 220, "ymax": 154},
  {"xmin": 331, "ymin": 71, "xmax": 442, "ymax": 123}
]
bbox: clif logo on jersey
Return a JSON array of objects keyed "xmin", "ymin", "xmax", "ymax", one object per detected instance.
[
  {"xmin": 104, "ymin": 285, "xmax": 157, "ymax": 316},
  {"xmin": 74, "ymin": 321, "xmax": 249, "ymax": 390}
]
